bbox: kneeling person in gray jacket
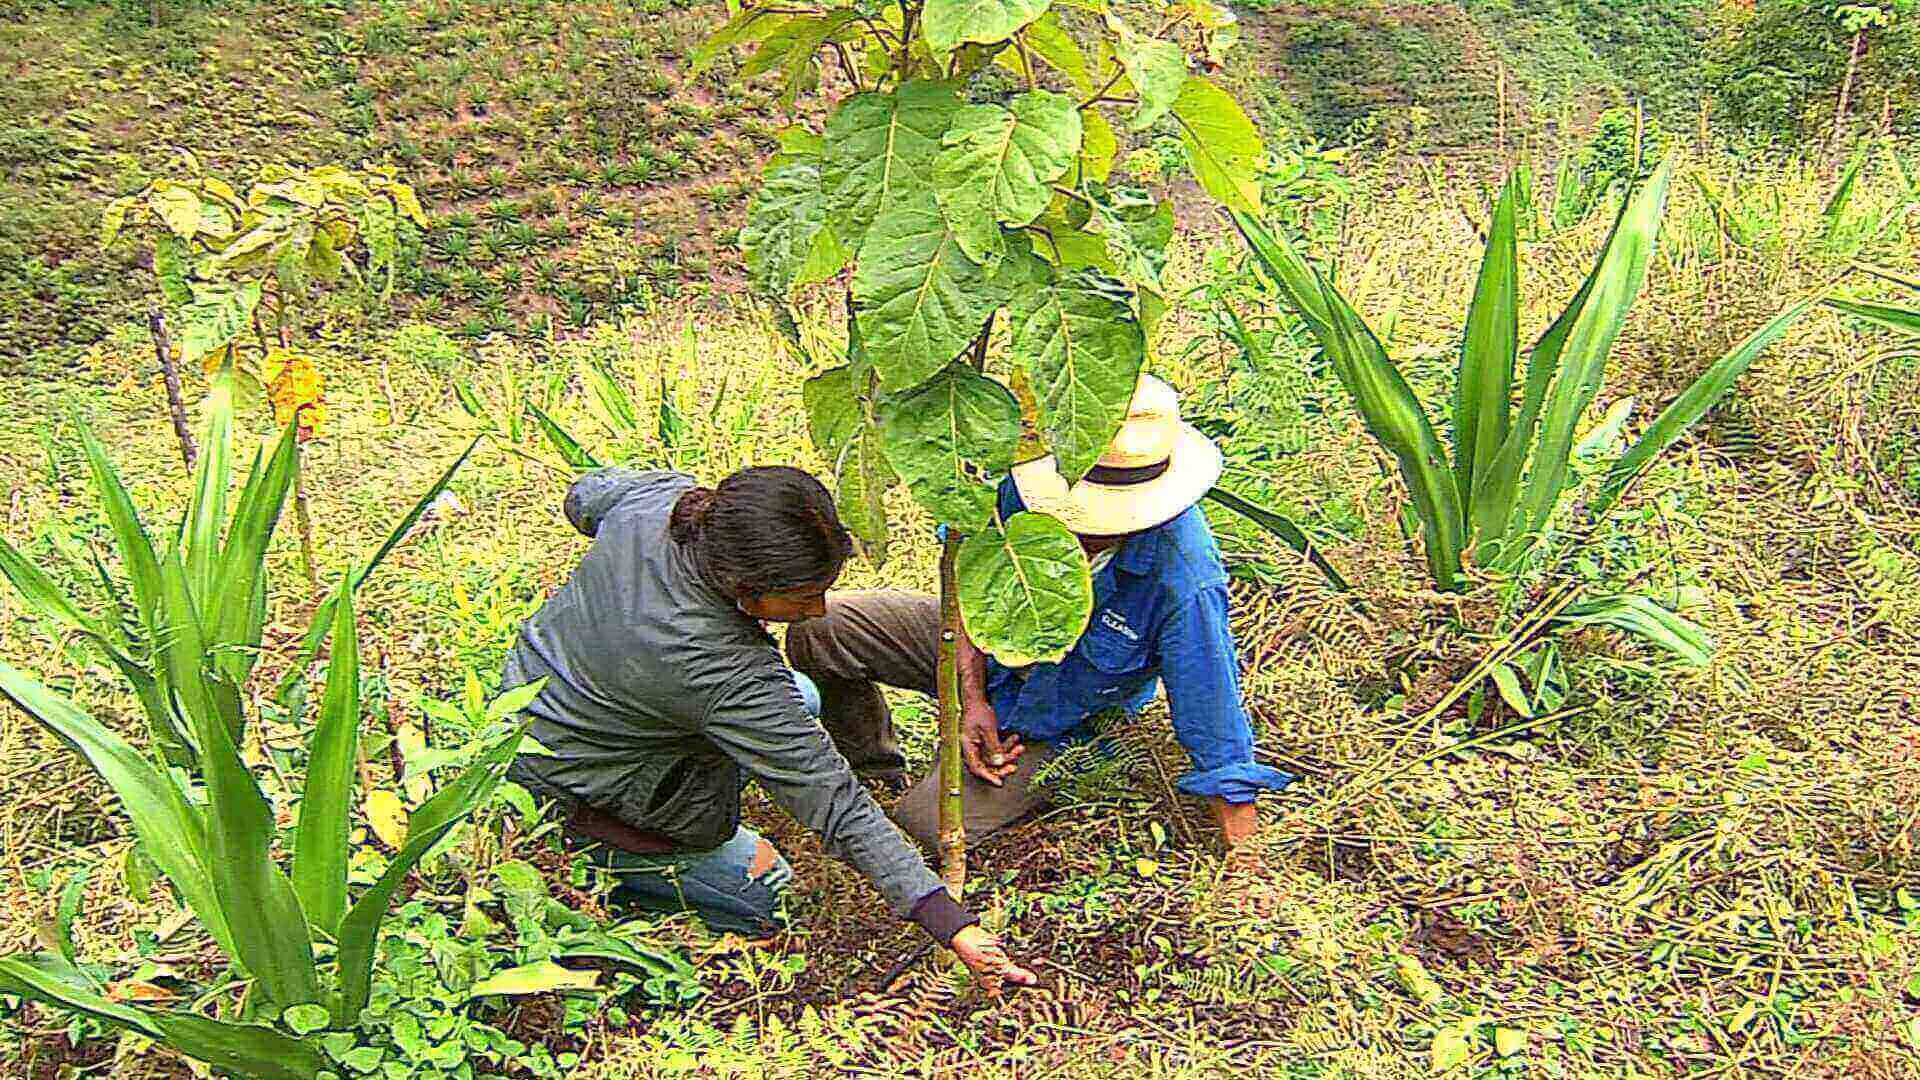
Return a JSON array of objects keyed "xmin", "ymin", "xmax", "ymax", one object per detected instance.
[{"xmin": 503, "ymin": 465, "xmax": 1032, "ymax": 985}]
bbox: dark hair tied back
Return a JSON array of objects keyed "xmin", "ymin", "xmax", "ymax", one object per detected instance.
[
  {"xmin": 667, "ymin": 487, "xmax": 717, "ymax": 544},
  {"xmin": 672, "ymin": 467, "xmax": 852, "ymax": 598}
]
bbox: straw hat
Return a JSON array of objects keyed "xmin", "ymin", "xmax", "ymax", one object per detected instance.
[{"xmin": 1011, "ymin": 374, "xmax": 1222, "ymax": 537}]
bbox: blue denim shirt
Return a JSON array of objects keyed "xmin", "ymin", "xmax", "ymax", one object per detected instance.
[{"xmin": 984, "ymin": 481, "xmax": 1295, "ymax": 804}]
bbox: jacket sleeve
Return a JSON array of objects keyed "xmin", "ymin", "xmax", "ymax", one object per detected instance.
[
  {"xmin": 563, "ymin": 468, "xmax": 678, "ymax": 537},
  {"xmin": 1156, "ymin": 585, "xmax": 1296, "ymax": 804},
  {"xmin": 702, "ymin": 662, "xmax": 945, "ymax": 916}
]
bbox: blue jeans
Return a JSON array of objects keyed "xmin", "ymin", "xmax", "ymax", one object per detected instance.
[{"xmin": 595, "ymin": 671, "xmax": 817, "ymax": 935}]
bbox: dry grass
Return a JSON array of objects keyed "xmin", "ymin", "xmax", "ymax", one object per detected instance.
[{"xmin": 2, "ymin": 156, "xmax": 1918, "ymax": 1077}]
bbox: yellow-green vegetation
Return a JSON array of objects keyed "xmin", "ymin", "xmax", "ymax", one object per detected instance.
[{"xmin": 3, "ymin": 0, "xmax": 1920, "ymax": 1077}]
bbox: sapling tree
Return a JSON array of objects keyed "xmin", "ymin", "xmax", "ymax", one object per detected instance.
[
  {"xmin": 102, "ymin": 153, "xmax": 430, "ymax": 584},
  {"xmin": 701, "ymin": 0, "xmax": 1266, "ymax": 892}
]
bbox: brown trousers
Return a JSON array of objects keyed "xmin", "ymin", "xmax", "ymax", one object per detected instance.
[{"xmin": 785, "ymin": 591, "xmax": 1058, "ymax": 851}]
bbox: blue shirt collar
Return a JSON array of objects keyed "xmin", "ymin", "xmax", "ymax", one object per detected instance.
[{"xmin": 1114, "ymin": 527, "xmax": 1160, "ymax": 577}]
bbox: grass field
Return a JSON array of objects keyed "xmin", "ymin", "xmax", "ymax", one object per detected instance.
[{"xmin": 3, "ymin": 0, "xmax": 1920, "ymax": 1077}]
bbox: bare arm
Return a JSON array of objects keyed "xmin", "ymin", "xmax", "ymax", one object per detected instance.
[{"xmin": 956, "ymin": 626, "xmax": 1023, "ymax": 785}]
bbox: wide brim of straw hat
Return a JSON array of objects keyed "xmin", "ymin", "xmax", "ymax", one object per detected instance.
[{"xmin": 1010, "ymin": 422, "xmax": 1223, "ymax": 537}]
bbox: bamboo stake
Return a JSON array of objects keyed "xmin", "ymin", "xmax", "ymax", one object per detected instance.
[
  {"xmin": 148, "ymin": 306, "xmax": 196, "ymax": 472},
  {"xmin": 936, "ymin": 533, "xmax": 965, "ymax": 898}
]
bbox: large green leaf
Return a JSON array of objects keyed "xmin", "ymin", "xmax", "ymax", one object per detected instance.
[
  {"xmin": 1076, "ymin": 108, "xmax": 1117, "ymax": 185},
  {"xmin": 292, "ymin": 573, "xmax": 359, "ymax": 935},
  {"xmin": 156, "ymin": 551, "xmax": 318, "ymax": 1011},
  {"xmin": 1454, "ymin": 175, "xmax": 1519, "ymax": 532},
  {"xmin": 922, "ymin": 0, "xmax": 1049, "ymax": 56},
  {"xmin": 934, "ymin": 91, "xmax": 1083, "ymax": 264},
  {"xmin": 1593, "ymin": 293, "xmax": 1820, "ymax": 514},
  {"xmin": 1007, "ymin": 269, "xmax": 1145, "ymax": 485},
  {"xmin": 822, "ymin": 82, "xmax": 960, "ymax": 248},
  {"xmin": 1172, "ymin": 77, "xmax": 1262, "ymax": 214},
  {"xmin": 0, "ymin": 533, "xmax": 99, "ymax": 639},
  {"xmin": 1512, "ymin": 161, "xmax": 1671, "ymax": 551},
  {"xmin": 177, "ymin": 281, "xmax": 263, "ymax": 370},
  {"xmin": 0, "ymin": 663, "xmax": 232, "ymax": 958},
  {"xmin": 852, "ymin": 191, "xmax": 1001, "ymax": 390},
  {"xmin": 957, "ymin": 512, "xmax": 1093, "ymax": 667},
  {"xmin": 1229, "ymin": 211, "xmax": 1465, "ymax": 589},
  {"xmin": 336, "ymin": 723, "xmax": 528, "ymax": 1024},
  {"xmin": 1013, "ymin": 11, "xmax": 1090, "ymax": 92},
  {"xmin": 878, "ymin": 365, "xmax": 1019, "ymax": 532},
  {"xmin": 742, "ymin": 158, "xmax": 842, "ymax": 298}
]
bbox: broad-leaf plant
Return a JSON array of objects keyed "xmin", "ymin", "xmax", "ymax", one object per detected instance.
[
  {"xmin": 702, "ymin": 0, "xmax": 1265, "ymax": 887},
  {"xmin": 102, "ymin": 152, "xmax": 430, "ymax": 584}
]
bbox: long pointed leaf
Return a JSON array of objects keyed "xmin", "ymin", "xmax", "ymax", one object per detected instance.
[
  {"xmin": 274, "ymin": 437, "xmax": 481, "ymax": 706},
  {"xmin": 153, "ymin": 1012, "xmax": 325, "ymax": 1080},
  {"xmin": 0, "ymin": 532, "xmax": 100, "ymax": 636},
  {"xmin": 291, "ymin": 572, "xmax": 359, "ymax": 936},
  {"xmin": 1825, "ymin": 296, "xmax": 1920, "ymax": 339},
  {"xmin": 1594, "ymin": 293, "xmax": 1823, "ymax": 514},
  {"xmin": 0, "ymin": 661, "xmax": 231, "ymax": 958},
  {"xmin": 74, "ymin": 418, "xmax": 165, "ymax": 648},
  {"xmin": 1472, "ymin": 190, "xmax": 1638, "ymax": 562},
  {"xmin": 528, "ymin": 403, "xmax": 602, "ymax": 470},
  {"xmin": 0, "ymin": 955, "xmax": 324, "ymax": 1080},
  {"xmin": 1552, "ymin": 593, "xmax": 1712, "ymax": 666},
  {"xmin": 157, "ymin": 551, "xmax": 319, "ymax": 1011},
  {"xmin": 335, "ymin": 722, "xmax": 528, "ymax": 1024},
  {"xmin": 1454, "ymin": 175, "xmax": 1520, "ymax": 519},
  {"xmin": 209, "ymin": 424, "xmax": 299, "ymax": 687},
  {"xmin": 181, "ymin": 386, "xmax": 234, "ymax": 619},
  {"xmin": 1203, "ymin": 487, "xmax": 1349, "ymax": 591},
  {"xmin": 1229, "ymin": 210, "xmax": 1465, "ymax": 587},
  {"xmin": 1510, "ymin": 160, "xmax": 1672, "ymax": 560},
  {"xmin": 0, "ymin": 953, "xmax": 162, "ymax": 1037}
]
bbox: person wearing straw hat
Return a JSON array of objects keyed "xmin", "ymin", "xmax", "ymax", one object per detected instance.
[{"xmin": 787, "ymin": 374, "xmax": 1294, "ymax": 860}]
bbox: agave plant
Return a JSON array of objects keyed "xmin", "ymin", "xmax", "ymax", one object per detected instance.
[
  {"xmin": 0, "ymin": 393, "xmax": 517, "ymax": 1078},
  {"xmin": 1230, "ymin": 161, "xmax": 1822, "ymax": 658}
]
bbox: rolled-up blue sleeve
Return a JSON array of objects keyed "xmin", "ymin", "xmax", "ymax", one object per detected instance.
[{"xmin": 1156, "ymin": 586, "xmax": 1295, "ymax": 803}]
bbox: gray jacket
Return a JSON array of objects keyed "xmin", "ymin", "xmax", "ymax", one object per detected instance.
[{"xmin": 503, "ymin": 469, "xmax": 942, "ymax": 916}]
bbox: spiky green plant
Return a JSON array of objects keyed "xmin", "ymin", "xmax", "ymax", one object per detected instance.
[
  {"xmin": 0, "ymin": 394, "xmax": 515, "ymax": 1078},
  {"xmin": 1232, "ymin": 161, "xmax": 1820, "ymax": 586}
]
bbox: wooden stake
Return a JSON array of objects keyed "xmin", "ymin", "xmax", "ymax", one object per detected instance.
[
  {"xmin": 936, "ymin": 532, "xmax": 965, "ymax": 899},
  {"xmin": 148, "ymin": 305, "xmax": 196, "ymax": 472}
]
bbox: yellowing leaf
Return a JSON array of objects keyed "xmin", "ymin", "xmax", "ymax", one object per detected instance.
[
  {"xmin": 467, "ymin": 960, "xmax": 602, "ymax": 998},
  {"xmin": 1430, "ymin": 1022, "xmax": 1474, "ymax": 1071},
  {"xmin": 151, "ymin": 182, "xmax": 203, "ymax": 239},
  {"xmin": 1393, "ymin": 953, "xmax": 1444, "ymax": 1007},
  {"xmin": 1134, "ymin": 857, "xmax": 1158, "ymax": 877},
  {"xmin": 1493, "ymin": 1025, "xmax": 1526, "ymax": 1058},
  {"xmin": 100, "ymin": 195, "xmax": 137, "ymax": 249},
  {"xmin": 262, "ymin": 349, "xmax": 326, "ymax": 440},
  {"xmin": 365, "ymin": 789, "xmax": 408, "ymax": 850},
  {"xmin": 395, "ymin": 721, "xmax": 431, "ymax": 804},
  {"xmin": 385, "ymin": 182, "xmax": 428, "ymax": 227}
]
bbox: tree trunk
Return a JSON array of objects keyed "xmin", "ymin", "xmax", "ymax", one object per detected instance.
[
  {"xmin": 1831, "ymin": 28, "xmax": 1867, "ymax": 172},
  {"xmin": 148, "ymin": 305, "xmax": 197, "ymax": 472},
  {"xmin": 935, "ymin": 533, "xmax": 965, "ymax": 899}
]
